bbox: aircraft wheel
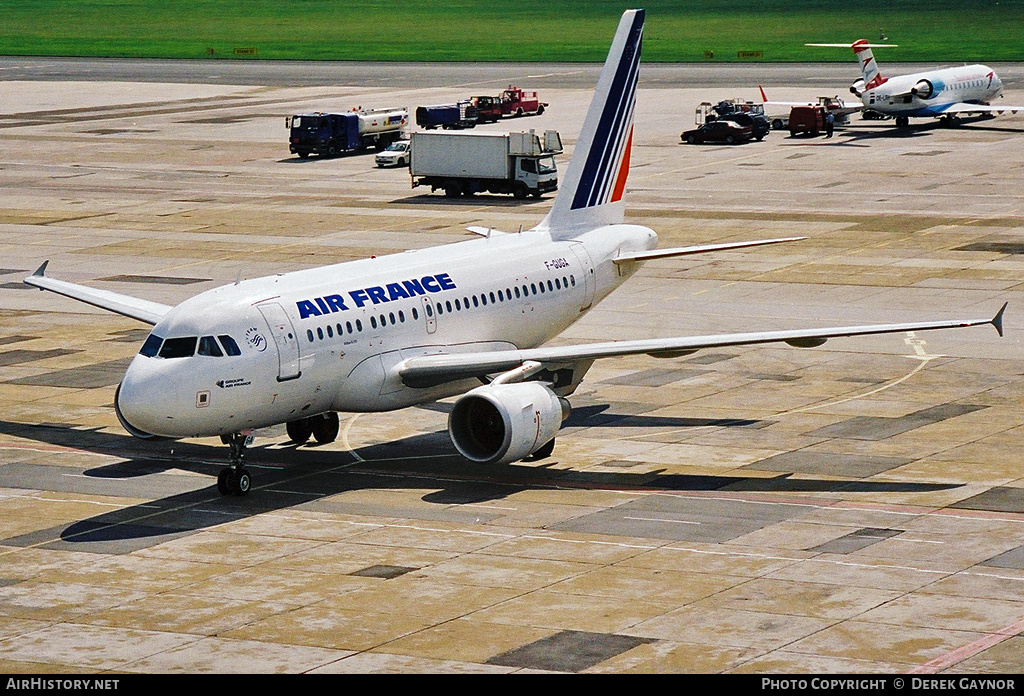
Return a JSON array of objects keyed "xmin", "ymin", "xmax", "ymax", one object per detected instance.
[
  {"xmin": 312, "ymin": 412, "xmax": 340, "ymax": 444},
  {"xmin": 230, "ymin": 469, "xmax": 252, "ymax": 496},
  {"xmin": 286, "ymin": 418, "xmax": 313, "ymax": 444},
  {"xmin": 217, "ymin": 467, "xmax": 231, "ymax": 495}
]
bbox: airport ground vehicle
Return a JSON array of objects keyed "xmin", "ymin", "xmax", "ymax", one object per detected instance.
[
  {"xmin": 681, "ymin": 120, "xmax": 753, "ymax": 144},
  {"xmin": 500, "ymin": 87, "xmax": 547, "ymax": 117},
  {"xmin": 694, "ymin": 100, "xmax": 768, "ymax": 140},
  {"xmin": 375, "ymin": 140, "xmax": 411, "ymax": 167},
  {"xmin": 789, "ymin": 105, "xmax": 827, "ymax": 136},
  {"xmin": 720, "ymin": 112, "xmax": 769, "ymax": 140},
  {"xmin": 415, "ymin": 101, "xmax": 478, "ymax": 130},
  {"xmin": 471, "ymin": 96, "xmax": 503, "ymax": 123},
  {"xmin": 410, "ymin": 130, "xmax": 562, "ymax": 198},
  {"xmin": 287, "ymin": 108, "xmax": 407, "ymax": 158}
]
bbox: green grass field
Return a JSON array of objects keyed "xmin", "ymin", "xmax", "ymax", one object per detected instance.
[{"xmin": 1, "ymin": 0, "xmax": 1022, "ymax": 62}]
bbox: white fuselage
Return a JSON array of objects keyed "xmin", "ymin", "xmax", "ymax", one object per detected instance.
[
  {"xmin": 862, "ymin": 64, "xmax": 1003, "ymax": 117},
  {"xmin": 116, "ymin": 225, "xmax": 657, "ymax": 438}
]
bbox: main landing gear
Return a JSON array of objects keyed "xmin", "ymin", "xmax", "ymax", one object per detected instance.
[
  {"xmin": 285, "ymin": 412, "xmax": 340, "ymax": 445},
  {"xmin": 218, "ymin": 432, "xmax": 253, "ymax": 496}
]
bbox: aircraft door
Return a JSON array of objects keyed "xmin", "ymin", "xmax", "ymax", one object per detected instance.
[
  {"xmin": 256, "ymin": 302, "xmax": 302, "ymax": 382},
  {"xmin": 569, "ymin": 243, "xmax": 596, "ymax": 310},
  {"xmin": 421, "ymin": 296, "xmax": 437, "ymax": 334}
]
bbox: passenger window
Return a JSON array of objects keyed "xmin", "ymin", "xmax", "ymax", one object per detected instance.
[
  {"xmin": 356, "ymin": 319, "xmax": 363, "ymax": 332},
  {"xmin": 371, "ymin": 316, "xmax": 378, "ymax": 329},
  {"xmin": 219, "ymin": 335, "xmax": 242, "ymax": 356},
  {"xmin": 327, "ymin": 325, "xmax": 333, "ymax": 338},
  {"xmin": 159, "ymin": 337, "xmax": 197, "ymax": 359},
  {"xmin": 317, "ymin": 327, "xmax": 324, "ymax": 340},
  {"xmin": 140, "ymin": 334, "xmax": 163, "ymax": 357},
  {"xmin": 198, "ymin": 335, "xmax": 223, "ymax": 357},
  {"xmin": 307, "ymin": 329, "xmax": 314, "ymax": 343}
]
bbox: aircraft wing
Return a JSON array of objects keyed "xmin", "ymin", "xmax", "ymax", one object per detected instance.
[
  {"xmin": 398, "ymin": 305, "xmax": 1006, "ymax": 388},
  {"xmin": 758, "ymin": 86, "xmax": 863, "ymax": 117},
  {"xmin": 23, "ymin": 262, "xmax": 171, "ymax": 325},
  {"xmin": 936, "ymin": 102, "xmax": 1024, "ymax": 117}
]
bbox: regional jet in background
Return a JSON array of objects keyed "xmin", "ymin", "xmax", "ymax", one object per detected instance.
[
  {"xmin": 763, "ymin": 40, "xmax": 1024, "ymax": 127},
  {"xmin": 25, "ymin": 10, "xmax": 1005, "ymax": 496}
]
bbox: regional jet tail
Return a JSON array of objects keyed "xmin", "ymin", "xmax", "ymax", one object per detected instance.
[
  {"xmin": 25, "ymin": 10, "xmax": 1006, "ymax": 497},
  {"xmin": 801, "ymin": 41, "xmax": 1024, "ymax": 127}
]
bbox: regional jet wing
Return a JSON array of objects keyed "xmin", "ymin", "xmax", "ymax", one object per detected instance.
[
  {"xmin": 935, "ymin": 102, "xmax": 1024, "ymax": 117},
  {"xmin": 23, "ymin": 262, "xmax": 171, "ymax": 325},
  {"xmin": 398, "ymin": 305, "xmax": 1006, "ymax": 388}
]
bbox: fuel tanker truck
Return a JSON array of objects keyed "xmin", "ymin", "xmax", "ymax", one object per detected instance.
[{"xmin": 287, "ymin": 107, "xmax": 408, "ymax": 158}]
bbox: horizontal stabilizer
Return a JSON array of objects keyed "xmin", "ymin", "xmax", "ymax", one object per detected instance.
[
  {"xmin": 612, "ymin": 236, "xmax": 805, "ymax": 265},
  {"xmin": 24, "ymin": 262, "xmax": 170, "ymax": 325},
  {"xmin": 466, "ymin": 226, "xmax": 508, "ymax": 237}
]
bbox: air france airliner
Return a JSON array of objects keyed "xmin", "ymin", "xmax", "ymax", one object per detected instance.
[
  {"xmin": 807, "ymin": 40, "xmax": 1024, "ymax": 127},
  {"xmin": 25, "ymin": 10, "xmax": 1005, "ymax": 496}
]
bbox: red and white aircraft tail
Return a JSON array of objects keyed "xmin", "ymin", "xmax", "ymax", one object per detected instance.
[{"xmin": 805, "ymin": 40, "xmax": 898, "ymax": 95}]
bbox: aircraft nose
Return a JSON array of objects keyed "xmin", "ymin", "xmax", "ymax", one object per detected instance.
[{"xmin": 114, "ymin": 362, "xmax": 159, "ymax": 439}]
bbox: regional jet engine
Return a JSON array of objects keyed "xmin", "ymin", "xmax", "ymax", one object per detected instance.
[
  {"xmin": 911, "ymin": 79, "xmax": 935, "ymax": 99},
  {"xmin": 448, "ymin": 382, "xmax": 570, "ymax": 465}
]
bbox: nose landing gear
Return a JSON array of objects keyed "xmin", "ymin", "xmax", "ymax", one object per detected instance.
[{"xmin": 218, "ymin": 432, "xmax": 253, "ymax": 496}]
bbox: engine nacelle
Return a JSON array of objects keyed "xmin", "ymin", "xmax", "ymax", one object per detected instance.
[
  {"xmin": 911, "ymin": 79, "xmax": 934, "ymax": 99},
  {"xmin": 448, "ymin": 383, "xmax": 568, "ymax": 465}
]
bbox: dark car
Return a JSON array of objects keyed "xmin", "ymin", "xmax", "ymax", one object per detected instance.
[
  {"xmin": 680, "ymin": 120, "xmax": 753, "ymax": 145},
  {"xmin": 716, "ymin": 111, "xmax": 770, "ymax": 140}
]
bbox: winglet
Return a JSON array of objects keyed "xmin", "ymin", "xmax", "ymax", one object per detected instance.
[
  {"xmin": 758, "ymin": 85, "xmax": 768, "ymax": 103},
  {"xmin": 32, "ymin": 261, "xmax": 49, "ymax": 277},
  {"xmin": 992, "ymin": 302, "xmax": 1008, "ymax": 337}
]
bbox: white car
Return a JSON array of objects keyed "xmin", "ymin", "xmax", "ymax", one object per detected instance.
[{"xmin": 375, "ymin": 140, "xmax": 411, "ymax": 167}]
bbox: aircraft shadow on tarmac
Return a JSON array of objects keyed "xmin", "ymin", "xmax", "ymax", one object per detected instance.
[{"xmin": 0, "ymin": 416, "xmax": 963, "ymax": 549}]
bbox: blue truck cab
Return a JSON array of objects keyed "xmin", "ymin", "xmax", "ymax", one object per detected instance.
[{"xmin": 288, "ymin": 109, "xmax": 407, "ymax": 158}]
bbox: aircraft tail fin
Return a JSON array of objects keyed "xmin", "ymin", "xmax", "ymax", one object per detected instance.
[
  {"xmin": 538, "ymin": 9, "xmax": 644, "ymax": 239},
  {"xmin": 807, "ymin": 40, "xmax": 896, "ymax": 94},
  {"xmin": 851, "ymin": 39, "xmax": 888, "ymax": 91}
]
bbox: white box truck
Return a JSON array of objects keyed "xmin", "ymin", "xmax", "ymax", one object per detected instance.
[{"xmin": 410, "ymin": 130, "xmax": 562, "ymax": 199}]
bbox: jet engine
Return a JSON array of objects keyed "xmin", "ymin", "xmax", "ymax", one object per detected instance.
[
  {"xmin": 448, "ymin": 382, "xmax": 569, "ymax": 465},
  {"xmin": 911, "ymin": 79, "xmax": 934, "ymax": 99},
  {"xmin": 850, "ymin": 79, "xmax": 865, "ymax": 97}
]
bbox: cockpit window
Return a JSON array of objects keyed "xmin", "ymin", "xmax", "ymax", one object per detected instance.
[
  {"xmin": 139, "ymin": 334, "xmax": 163, "ymax": 357},
  {"xmin": 158, "ymin": 337, "xmax": 197, "ymax": 359},
  {"xmin": 198, "ymin": 335, "xmax": 223, "ymax": 357},
  {"xmin": 219, "ymin": 335, "xmax": 242, "ymax": 356}
]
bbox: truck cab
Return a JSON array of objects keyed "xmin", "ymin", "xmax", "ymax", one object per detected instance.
[
  {"xmin": 513, "ymin": 153, "xmax": 558, "ymax": 198},
  {"xmin": 471, "ymin": 96, "xmax": 503, "ymax": 123},
  {"xmin": 288, "ymin": 113, "xmax": 354, "ymax": 158},
  {"xmin": 500, "ymin": 87, "xmax": 546, "ymax": 117}
]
